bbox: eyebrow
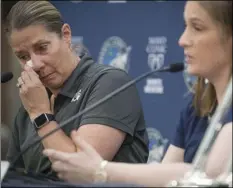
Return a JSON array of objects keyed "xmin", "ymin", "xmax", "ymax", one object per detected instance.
[
  {"xmin": 14, "ymin": 40, "xmax": 50, "ymax": 54},
  {"xmin": 14, "ymin": 51, "xmax": 27, "ymax": 56},
  {"xmin": 186, "ymin": 17, "xmax": 205, "ymax": 24},
  {"xmin": 32, "ymin": 40, "xmax": 50, "ymax": 46}
]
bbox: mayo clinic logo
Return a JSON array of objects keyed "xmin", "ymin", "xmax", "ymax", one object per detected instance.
[
  {"xmin": 98, "ymin": 36, "xmax": 131, "ymax": 72},
  {"xmin": 144, "ymin": 36, "xmax": 167, "ymax": 94},
  {"xmin": 147, "ymin": 127, "xmax": 169, "ymax": 163}
]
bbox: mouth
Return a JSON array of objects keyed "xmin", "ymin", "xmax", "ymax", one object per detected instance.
[
  {"xmin": 184, "ymin": 55, "xmax": 193, "ymax": 64},
  {"xmin": 40, "ymin": 73, "xmax": 55, "ymax": 81}
]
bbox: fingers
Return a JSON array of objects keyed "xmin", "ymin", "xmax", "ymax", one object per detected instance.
[
  {"xmin": 17, "ymin": 65, "xmax": 42, "ymax": 91},
  {"xmin": 52, "ymin": 160, "xmax": 70, "ymax": 172},
  {"xmin": 43, "ymin": 149, "xmax": 71, "ymax": 163},
  {"xmin": 16, "ymin": 77, "xmax": 24, "ymax": 88},
  {"xmin": 57, "ymin": 172, "xmax": 64, "ymax": 180},
  {"xmin": 17, "ymin": 72, "xmax": 33, "ymax": 94},
  {"xmin": 51, "ymin": 161, "xmax": 78, "ymax": 182},
  {"xmin": 24, "ymin": 65, "xmax": 40, "ymax": 83},
  {"xmin": 57, "ymin": 172, "xmax": 71, "ymax": 182},
  {"xmin": 21, "ymin": 71, "xmax": 32, "ymax": 84}
]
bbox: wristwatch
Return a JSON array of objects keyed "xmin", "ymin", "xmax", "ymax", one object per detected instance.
[
  {"xmin": 93, "ymin": 160, "xmax": 108, "ymax": 184},
  {"xmin": 32, "ymin": 113, "xmax": 55, "ymax": 130}
]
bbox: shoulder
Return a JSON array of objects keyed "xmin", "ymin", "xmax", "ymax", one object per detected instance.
[
  {"xmin": 89, "ymin": 62, "xmax": 130, "ymax": 80},
  {"xmin": 86, "ymin": 63, "xmax": 132, "ymax": 87}
]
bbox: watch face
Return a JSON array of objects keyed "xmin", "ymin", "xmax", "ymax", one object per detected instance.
[{"xmin": 34, "ymin": 114, "xmax": 48, "ymax": 128}]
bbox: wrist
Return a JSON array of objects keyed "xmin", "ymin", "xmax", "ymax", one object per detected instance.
[
  {"xmin": 29, "ymin": 111, "xmax": 53, "ymax": 120},
  {"xmin": 93, "ymin": 160, "xmax": 108, "ymax": 184},
  {"xmin": 30, "ymin": 113, "xmax": 55, "ymax": 131}
]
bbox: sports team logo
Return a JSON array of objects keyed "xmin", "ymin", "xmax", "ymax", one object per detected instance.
[
  {"xmin": 98, "ymin": 36, "xmax": 131, "ymax": 72},
  {"xmin": 147, "ymin": 127, "xmax": 169, "ymax": 163}
]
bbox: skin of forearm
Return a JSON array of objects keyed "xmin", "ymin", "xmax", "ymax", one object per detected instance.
[{"xmin": 105, "ymin": 162, "xmax": 192, "ymax": 187}]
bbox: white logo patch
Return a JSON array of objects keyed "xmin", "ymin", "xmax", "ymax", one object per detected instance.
[{"xmin": 71, "ymin": 89, "xmax": 82, "ymax": 102}]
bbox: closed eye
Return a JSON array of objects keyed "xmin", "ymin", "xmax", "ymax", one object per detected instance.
[
  {"xmin": 37, "ymin": 44, "xmax": 48, "ymax": 53},
  {"xmin": 17, "ymin": 54, "xmax": 30, "ymax": 61}
]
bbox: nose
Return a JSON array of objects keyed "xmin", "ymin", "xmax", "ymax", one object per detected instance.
[
  {"xmin": 29, "ymin": 54, "xmax": 45, "ymax": 72},
  {"xmin": 178, "ymin": 28, "xmax": 191, "ymax": 48}
]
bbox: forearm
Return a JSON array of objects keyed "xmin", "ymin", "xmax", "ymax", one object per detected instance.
[
  {"xmin": 37, "ymin": 121, "xmax": 76, "ymax": 153},
  {"xmin": 105, "ymin": 162, "xmax": 192, "ymax": 187}
]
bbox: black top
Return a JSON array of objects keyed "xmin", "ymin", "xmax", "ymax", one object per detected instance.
[{"xmin": 7, "ymin": 54, "xmax": 149, "ymax": 178}]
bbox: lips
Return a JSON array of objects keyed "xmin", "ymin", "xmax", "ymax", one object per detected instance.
[
  {"xmin": 40, "ymin": 73, "xmax": 54, "ymax": 80},
  {"xmin": 184, "ymin": 53, "xmax": 193, "ymax": 64}
]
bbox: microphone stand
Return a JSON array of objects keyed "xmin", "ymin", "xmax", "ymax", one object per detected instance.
[{"xmin": 168, "ymin": 77, "xmax": 232, "ymax": 187}]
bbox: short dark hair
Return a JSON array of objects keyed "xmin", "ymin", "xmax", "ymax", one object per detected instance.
[{"xmin": 5, "ymin": 1, "xmax": 64, "ymax": 37}]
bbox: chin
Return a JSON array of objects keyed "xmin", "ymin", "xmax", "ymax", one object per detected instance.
[
  {"xmin": 43, "ymin": 80, "xmax": 62, "ymax": 89},
  {"xmin": 186, "ymin": 65, "xmax": 202, "ymax": 77},
  {"xmin": 186, "ymin": 66, "xmax": 197, "ymax": 76}
]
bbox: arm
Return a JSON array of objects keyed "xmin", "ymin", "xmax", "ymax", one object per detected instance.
[
  {"xmin": 6, "ymin": 113, "xmax": 25, "ymax": 169},
  {"xmin": 75, "ymin": 125, "xmax": 125, "ymax": 160},
  {"xmin": 43, "ymin": 134, "xmax": 192, "ymax": 187},
  {"xmin": 36, "ymin": 121, "xmax": 76, "ymax": 153},
  {"xmin": 162, "ymin": 145, "xmax": 184, "ymax": 163},
  {"xmin": 105, "ymin": 162, "xmax": 191, "ymax": 187},
  {"xmin": 44, "ymin": 122, "xmax": 232, "ymax": 187},
  {"xmin": 74, "ymin": 70, "xmax": 141, "ymax": 160},
  {"xmin": 205, "ymin": 122, "xmax": 232, "ymax": 178},
  {"xmin": 18, "ymin": 65, "xmax": 77, "ymax": 154}
]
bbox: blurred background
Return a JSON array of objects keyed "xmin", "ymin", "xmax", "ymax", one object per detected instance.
[{"xmin": 1, "ymin": 0, "xmax": 196, "ymax": 162}]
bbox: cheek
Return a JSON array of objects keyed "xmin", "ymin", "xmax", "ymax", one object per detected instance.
[{"xmin": 196, "ymin": 37, "xmax": 224, "ymax": 67}]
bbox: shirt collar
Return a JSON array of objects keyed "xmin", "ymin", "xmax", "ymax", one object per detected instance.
[{"xmin": 47, "ymin": 54, "xmax": 94, "ymax": 99}]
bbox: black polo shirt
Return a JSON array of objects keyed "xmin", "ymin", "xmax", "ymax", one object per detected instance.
[{"xmin": 7, "ymin": 54, "xmax": 149, "ymax": 178}]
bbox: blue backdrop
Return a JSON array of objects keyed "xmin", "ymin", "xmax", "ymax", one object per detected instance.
[{"xmin": 52, "ymin": 1, "xmax": 192, "ymax": 162}]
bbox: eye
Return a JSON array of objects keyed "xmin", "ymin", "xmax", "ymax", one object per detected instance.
[
  {"xmin": 194, "ymin": 27, "xmax": 203, "ymax": 31},
  {"xmin": 18, "ymin": 55, "xmax": 30, "ymax": 61},
  {"xmin": 38, "ymin": 44, "xmax": 48, "ymax": 52},
  {"xmin": 192, "ymin": 23, "xmax": 203, "ymax": 31}
]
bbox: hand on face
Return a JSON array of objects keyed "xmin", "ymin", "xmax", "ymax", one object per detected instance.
[
  {"xmin": 43, "ymin": 131, "xmax": 103, "ymax": 184},
  {"xmin": 17, "ymin": 64, "xmax": 52, "ymax": 119}
]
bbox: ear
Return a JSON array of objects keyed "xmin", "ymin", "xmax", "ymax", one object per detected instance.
[{"xmin": 61, "ymin": 23, "xmax": 72, "ymax": 47}]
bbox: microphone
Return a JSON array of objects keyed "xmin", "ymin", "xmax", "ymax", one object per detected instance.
[
  {"xmin": 1, "ymin": 72, "xmax": 13, "ymax": 83},
  {"xmin": 9, "ymin": 62, "xmax": 184, "ymax": 170}
]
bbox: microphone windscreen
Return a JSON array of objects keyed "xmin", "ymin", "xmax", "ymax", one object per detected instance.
[
  {"xmin": 1, "ymin": 72, "xmax": 13, "ymax": 83},
  {"xmin": 169, "ymin": 63, "xmax": 184, "ymax": 72}
]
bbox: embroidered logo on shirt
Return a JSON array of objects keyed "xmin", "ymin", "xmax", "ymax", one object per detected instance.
[{"xmin": 71, "ymin": 89, "xmax": 82, "ymax": 102}]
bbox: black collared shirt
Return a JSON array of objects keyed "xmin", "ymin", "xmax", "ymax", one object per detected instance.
[{"xmin": 7, "ymin": 55, "xmax": 149, "ymax": 178}]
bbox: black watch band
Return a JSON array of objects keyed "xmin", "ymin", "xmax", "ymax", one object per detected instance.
[{"xmin": 32, "ymin": 113, "xmax": 55, "ymax": 130}]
